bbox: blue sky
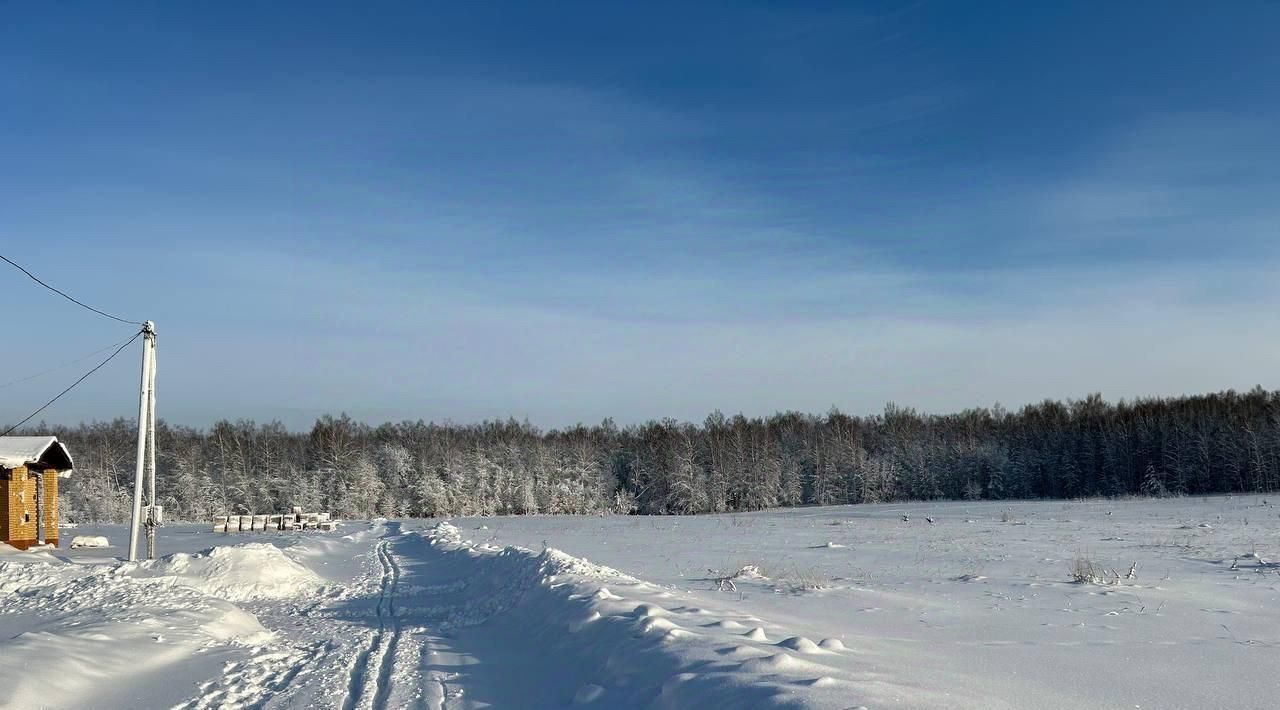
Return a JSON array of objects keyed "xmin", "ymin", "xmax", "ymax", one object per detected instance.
[{"xmin": 3, "ymin": 1, "xmax": 1279, "ymax": 430}]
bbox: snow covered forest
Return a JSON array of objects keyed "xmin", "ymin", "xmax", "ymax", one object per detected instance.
[{"xmin": 32, "ymin": 387, "xmax": 1280, "ymax": 523}]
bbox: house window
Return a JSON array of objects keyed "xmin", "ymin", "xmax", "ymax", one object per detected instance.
[{"xmin": 23, "ymin": 512, "xmax": 31, "ymax": 524}]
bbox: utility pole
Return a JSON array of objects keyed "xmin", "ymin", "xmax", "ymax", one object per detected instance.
[
  {"xmin": 145, "ymin": 330, "xmax": 159, "ymax": 559},
  {"xmin": 128, "ymin": 321, "xmax": 157, "ymax": 562}
]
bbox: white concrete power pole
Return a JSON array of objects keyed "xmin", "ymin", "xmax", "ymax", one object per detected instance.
[
  {"xmin": 127, "ymin": 321, "xmax": 157, "ymax": 562},
  {"xmin": 145, "ymin": 329, "xmax": 158, "ymax": 560}
]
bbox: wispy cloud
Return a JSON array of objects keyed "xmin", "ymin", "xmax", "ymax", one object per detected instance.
[
  {"xmin": 1033, "ymin": 111, "xmax": 1280, "ymax": 256},
  {"xmin": 6, "ymin": 3, "xmax": 1280, "ymax": 429}
]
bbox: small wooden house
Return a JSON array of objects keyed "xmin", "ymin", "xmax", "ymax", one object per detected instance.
[{"xmin": 0, "ymin": 436, "xmax": 73, "ymax": 549}]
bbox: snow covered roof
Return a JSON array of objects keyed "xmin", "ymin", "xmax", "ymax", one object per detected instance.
[{"xmin": 0, "ymin": 436, "xmax": 74, "ymax": 471}]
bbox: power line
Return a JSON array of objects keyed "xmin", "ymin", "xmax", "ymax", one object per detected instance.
[
  {"xmin": 1, "ymin": 330, "xmax": 143, "ymax": 437},
  {"xmin": 1, "ymin": 253, "xmax": 142, "ymax": 325},
  {"xmin": 0, "ymin": 335, "xmax": 138, "ymax": 390}
]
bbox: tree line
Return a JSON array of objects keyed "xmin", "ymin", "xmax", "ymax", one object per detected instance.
[{"xmin": 24, "ymin": 387, "xmax": 1280, "ymax": 523}]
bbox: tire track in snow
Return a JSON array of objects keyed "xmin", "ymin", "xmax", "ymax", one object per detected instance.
[
  {"xmin": 342, "ymin": 525, "xmax": 402, "ymax": 710},
  {"xmin": 371, "ymin": 537, "xmax": 403, "ymax": 709}
]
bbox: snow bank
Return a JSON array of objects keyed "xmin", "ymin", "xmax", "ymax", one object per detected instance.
[
  {"xmin": 0, "ymin": 542, "xmax": 60, "ymax": 560},
  {"xmin": 0, "ymin": 553, "xmax": 272, "ymax": 709},
  {"xmin": 70, "ymin": 535, "xmax": 109, "ymax": 548},
  {"xmin": 123, "ymin": 543, "xmax": 323, "ymax": 602},
  {"xmin": 411, "ymin": 521, "xmax": 961, "ymax": 709}
]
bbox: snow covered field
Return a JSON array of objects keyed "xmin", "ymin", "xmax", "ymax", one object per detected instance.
[{"xmin": 2, "ymin": 496, "xmax": 1278, "ymax": 708}]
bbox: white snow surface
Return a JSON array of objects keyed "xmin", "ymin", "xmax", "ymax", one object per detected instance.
[
  {"xmin": 1, "ymin": 496, "xmax": 1278, "ymax": 708},
  {"xmin": 122, "ymin": 542, "xmax": 324, "ymax": 602},
  {"xmin": 0, "ymin": 553, "xmax": 272, "ymax": 708},
  {"xmin": 69, "ymin": 534, "xmax": 110, "ymax": 548},
  {"xmin": 0, "ymin": 434, "xmax": 71, "ymax": 469}
]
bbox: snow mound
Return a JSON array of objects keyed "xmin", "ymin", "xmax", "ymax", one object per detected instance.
[
  {"xmin": 744, "ymin": 627, "xmax": 770, "ymax": 641},
  {"xmin": 70, "ymin": 535, "xmax": 110, "ymax": 548},
  {"xmin": 818, "ymin": 638, "xmax": 846, "ymax": 651},
  {"xmin": 735, "ymin": 563, "xmax": 767, "ymax": 579},
  {"xmin": 777, "ymin": 636, "xmax": 822, "ymax": 653},
  {"xmin": 429, "ymin": 520, "xmax": 464, "ymax": 544},
  {"xmin": 124, "ymin": 543, "xmax": 323, "ymax": 602},
  {"xmin": 540, "ymin": 547, "xmax": 637, "ymax": 582},
  {"xmin": 0, "ymin": 544, "xmax": 60, "ymax": 562},
  {"xmin": 0, "ymin": 553, "xmax": 271, "ymax": 708}
]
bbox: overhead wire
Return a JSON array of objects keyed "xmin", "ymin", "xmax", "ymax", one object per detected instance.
[
  {"xmin": 0, "ymin": 335, "xmax": 139, "ymax": 390},
  {"xmin": 1, "ymin": 253, "xmax": 142, "ymax": 325},
  {"xmin": 1, "ymin": 330, "xmax": 143, "ymax": 437}
]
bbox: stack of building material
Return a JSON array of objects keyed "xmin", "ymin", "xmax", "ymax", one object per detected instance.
[{"xmin": 210, "ymin": 510, "xmax": 339, "ymax": 533}]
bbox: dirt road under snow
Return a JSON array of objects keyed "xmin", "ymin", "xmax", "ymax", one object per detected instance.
[{"xmin": 4, "ymin": 495, "xmax": 1280, "ymax": 708}]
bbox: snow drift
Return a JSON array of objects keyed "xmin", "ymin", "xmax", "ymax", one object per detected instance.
[
  {"xmin": 0, "ymin": 553, "xmax": 273, "ymax": 709},
  {"xmin": 406, "ymin": 521, "xmax": 965, "ymax": 709},
  {"xmin": 122, "ymin": 542, "xmax": 324, "ymax": 602}
]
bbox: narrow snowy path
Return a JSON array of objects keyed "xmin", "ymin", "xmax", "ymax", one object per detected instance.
[
  {"xmin": 176, "ymin": 519, "xmax": 989, "ymax": 708},
  {"xmin": 342, "ymin": 522, "xmax": 405, "ymax": 710},
  {"xmin": 334, "ymin": 523, "xmax": 566, "ymax": 709},
  {"xmin": 239, "ymin": 521, "xmax": 870, "ymax": 709},
  {"xmin": 334, "ymin": 522, "xmax": 968, "ymax": 709}
]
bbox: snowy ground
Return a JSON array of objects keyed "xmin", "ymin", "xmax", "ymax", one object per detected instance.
[{"xmin": 2, "ymin": 496, "xmax": 1278, "ymax": 708}]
